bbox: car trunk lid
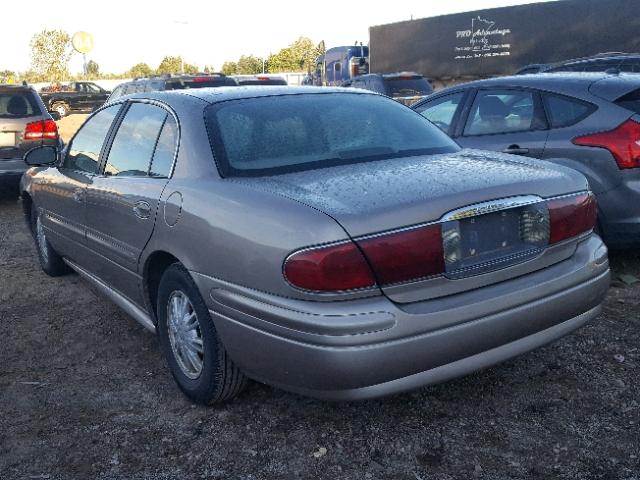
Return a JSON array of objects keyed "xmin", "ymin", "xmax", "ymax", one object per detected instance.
[{"xmin": 234, "ymin": 150, "xmax": 590, "ymax": 302}]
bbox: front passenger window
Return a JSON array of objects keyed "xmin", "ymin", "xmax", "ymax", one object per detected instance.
[
  {"xmin": 464, "ymin": 90, "xmax": 537, "ymax": 136},
  {"xmin": 64, "ymin": 105, "xmax": 120, "ymax": 174}
]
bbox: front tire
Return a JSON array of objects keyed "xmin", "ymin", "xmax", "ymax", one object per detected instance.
[
  {"xmin": 157, "ymin": 263, "xmax": 247, "ymax": 404},
  {"xmin": 30, "ymin": 204, "xmax": 70, "ymax": 276}
]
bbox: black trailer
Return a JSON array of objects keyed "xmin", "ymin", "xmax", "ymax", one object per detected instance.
[{"xmin": 370, "ymin": 0, "xmax": 640, "ymax": 88}]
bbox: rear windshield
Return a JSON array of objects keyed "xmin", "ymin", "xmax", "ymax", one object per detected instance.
[
  {"xmin": 205, "ymin": 92, "xmax": 459, "ymax": 177},
  {"xmin": 615, "ymin": 88, "xmax": 640, "ymax": 114},
  {"xmin": 383, "ymin": 78, "xmax": 433, "ymax": 98},
  {"xmin": 165, "ymin": 78, "xmax": 237, "ymax": 90},
  {"xmin": 0, "ymin": 91, "xmax": 41, "ymax": 118}
]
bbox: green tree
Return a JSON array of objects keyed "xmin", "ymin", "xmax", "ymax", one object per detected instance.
[
  {"xmin": 236, "ymin": 55, "xmax": 264, "ymax": 74},
  {"xmin": 221, "ymin": 61, "xmax": 238, "ymax": 75},
  {"xmin": 127, "ymin": 62, "xmax": 154, "ymax": 78},
  {"xmin": 86, "ymin": 60, "xmax": 100, "ymax": 77},
  {"xmin": 30, "ymin": 29, "xmax": 74, "ymax": 82},
  {"xmin": 157, "ymin": 56, "xmax": 198, "ymax": 75},
  {"xmin": 267, "ymin": 37, "xmax": 322, "ymax": 73}
]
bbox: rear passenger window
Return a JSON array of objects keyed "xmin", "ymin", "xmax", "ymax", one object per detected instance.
[
  {"xmin": 149, "ymin": 116, "xmax": 177, "ymax": 178},
  {"xmin": 615, "ymin": 89, "xmax": 640, "ymax": 114},
  {"xmin": 0, "ymin": 92, "xmax": 40, "ymax": 118},
  {"xmin": 464, "ymin": 90, "xmax": 539, "ymax": 136},
  {"xmin": 543, "ymin": 94, "xmax": 594, "ymax": 128},
  {"xmin": 104, "ymin": 103, "xmax": 167, "ymax": 176}
]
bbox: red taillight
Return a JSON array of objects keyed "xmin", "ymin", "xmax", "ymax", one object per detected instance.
[
  {"xmin": 357, "ymin": 224, "xmax": 445, "ymax": 285},
  {"xmin": 547, "ymin": 193, "xmax": 597, "ymax": 244},
  {"xmin": 24, "ymin": 120, "xmax": 58, "ymax": 140},
  {"xmin": 257, "ymin": 76, "xmax": 269, "ymax": 81},
  {"xmin": 193, "ymin": 77, "xmax": 213, "ymax": 83},
  {"xmin": 284, "ymin": 242, "xmax": 375, "ymax": 291},
  {"xmin": 573, "ymin": 119, "xmax": 640, "ymax": 169}
]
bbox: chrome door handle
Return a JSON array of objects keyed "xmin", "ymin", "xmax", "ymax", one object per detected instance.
[{"xmin": 133, "ymin": 201, "xmax": 151, "ymax": 219}]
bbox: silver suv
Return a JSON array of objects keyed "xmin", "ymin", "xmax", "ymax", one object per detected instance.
[{"xmin": 0, "ymin": 84, "xmax": 61, "ymax": 193}]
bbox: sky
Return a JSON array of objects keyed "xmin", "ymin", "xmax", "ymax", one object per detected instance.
[{"xmin": 2, "ymin": 0, "xmax": 555, "ymax": 74}]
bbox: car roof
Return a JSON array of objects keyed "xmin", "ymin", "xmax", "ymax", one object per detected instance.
[
  {"xmin": 0, "ymin": 84, "xmax": 34, "ymax": 93},
  {"xmin": 437, "ymin": 72, "xmax": 640, "ymax": 99},
  {"xmin": 126, "ymin": 86, "xmax": 366, "ymax": 105}
]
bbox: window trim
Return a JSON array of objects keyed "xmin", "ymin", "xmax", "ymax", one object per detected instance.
[
  {"xmin": 460, "ymin": 87, "xmax": 548, "ymax": 138},
  {"xmin": 540, "ymin": 91, "xmax": 597, "ymax": 129}
]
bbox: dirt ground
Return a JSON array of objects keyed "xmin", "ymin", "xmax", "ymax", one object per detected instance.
[
  {"xmin": 0, "ymin": 186, "xmax": 638, "ymax": 480},
  {"xmin": 55, "ymin": 114, "xmax": 88, "ymax": 143}
]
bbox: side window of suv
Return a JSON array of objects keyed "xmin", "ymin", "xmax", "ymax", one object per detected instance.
[
  {"xmin": 64, "ymin": 105, "xmax": 120, "ymax": 174},
  {"xmin": 414, "ymin": 92, "xmax": 465, "ymax": 133},
  {"xmin": 464, "ymin": 90, "xmax": 540, "ymax": 136},
  {"xmin": 542, "ymin": 93, "xmax": 595, "ymax": 128},
  {"xmin": 104, "ymin": 103, "xmax": 168, "ymax": 177}
]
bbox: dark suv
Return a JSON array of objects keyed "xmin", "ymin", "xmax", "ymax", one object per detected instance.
[
  {"xmin": 412, "ymin": 72, "xmax": 640, "ymax": 248},
  {"xmin": 344, "ymin": 72, "xmax": 433, "ymax": 106},
  {"xmin": 108, "ymin": 74, "xmax": 238, "ymax": 102},
  {"xmin": 0, "ymin": 84, "xmax": 61, "ymax": 193},
  {"xmin": 515, "ymin": 53, "xmax": 640, "ymax": 75}
]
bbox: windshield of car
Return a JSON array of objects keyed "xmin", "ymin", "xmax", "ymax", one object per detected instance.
[
  {"xmin": 0, "ymin": 91, "xmax": 41, "ymax": 118},
  {"xmin": 206, "ymin": 92, "xmax": 459, "ymax": 177},
  {"xmin": 383, "ymin": 78, "xmax": 433, "ymax": 97}
]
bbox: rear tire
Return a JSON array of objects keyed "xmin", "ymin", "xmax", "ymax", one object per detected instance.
[
  {"xmin": 51, "ymin": 102, "xmax": 69, "ymax": 118},
  {"xmin": 30, "ymin": 204, "xmax": 70, "ymax": 276},
  {"xmin": 156, "ymin": 263, "xmax": 247, "ymax": 404}
]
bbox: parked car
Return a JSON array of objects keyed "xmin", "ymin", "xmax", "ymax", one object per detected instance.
[
  {"xmin": 107, "ymin": 74, "xmax": 238, "ymax": 102},
  {"xmin": 0, "ymin": 84, "xmax": 61, "ymax": 193},
  {"xmin": 412, "ymin": 72, "xmax": 640, "ymax": 248},
  {"xmin": 21, "ymin": 86, "xmax": 610, "ymax": 404},
  {"xmin": 343, "ymin": 72, "xmax": 433, "ymax": 105},
  {"xmin": 235, "ymin": 75, "xmax": 287, "ymax": 86},
  {"xmin": 39, "ymin": 81, "xmax": 110, "ymax": 117},
  {"xmin": 515, "ymin": 52, "xmax": 640, "ymax": 75}
]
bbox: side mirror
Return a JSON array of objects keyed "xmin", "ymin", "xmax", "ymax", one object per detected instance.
[
  {"xmin": 49, "ymin": 111, "xmax": 61, "ymax": 121},
  {"xmin": 24, "ymin": 146, "xmax": 58, "ymax": 166}
]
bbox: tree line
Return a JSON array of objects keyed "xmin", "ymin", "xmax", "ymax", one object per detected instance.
[{"xmin": 0, "ymin": 30, "xmax": 324, "ymax": 84}]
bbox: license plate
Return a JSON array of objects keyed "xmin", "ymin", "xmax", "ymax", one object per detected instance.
[
  {"xmin": 442, "ymin": 204, "xmax": 548, "ymax": 277},
  {"xmin": 0, "ymin": 132, "xmax": 16, "ymax": 147}
]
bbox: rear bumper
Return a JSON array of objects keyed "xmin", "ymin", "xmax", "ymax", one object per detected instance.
[
  {"xmin": 0, "ymin": 158, "xmax": 27, "ymax": 177},
  {"xmin": 597, "ymin": 177, "xmax": 640, "ymax": 248},
  {"xmin": 0, "ymin": 159, "xmax": 26, "ymax": 182},
  {"xmin": 193, "ymin": 235, "xmax": 610, "ymax": 400}
]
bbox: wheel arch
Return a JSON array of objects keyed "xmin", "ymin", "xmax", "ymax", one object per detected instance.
[
  {"xmin": 142, "ymin": 250, "xmax": 181, "ymax": 325},
  {"xmin": 20, "ymin": 191, "xmax": 34, "ymax": 233}
]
